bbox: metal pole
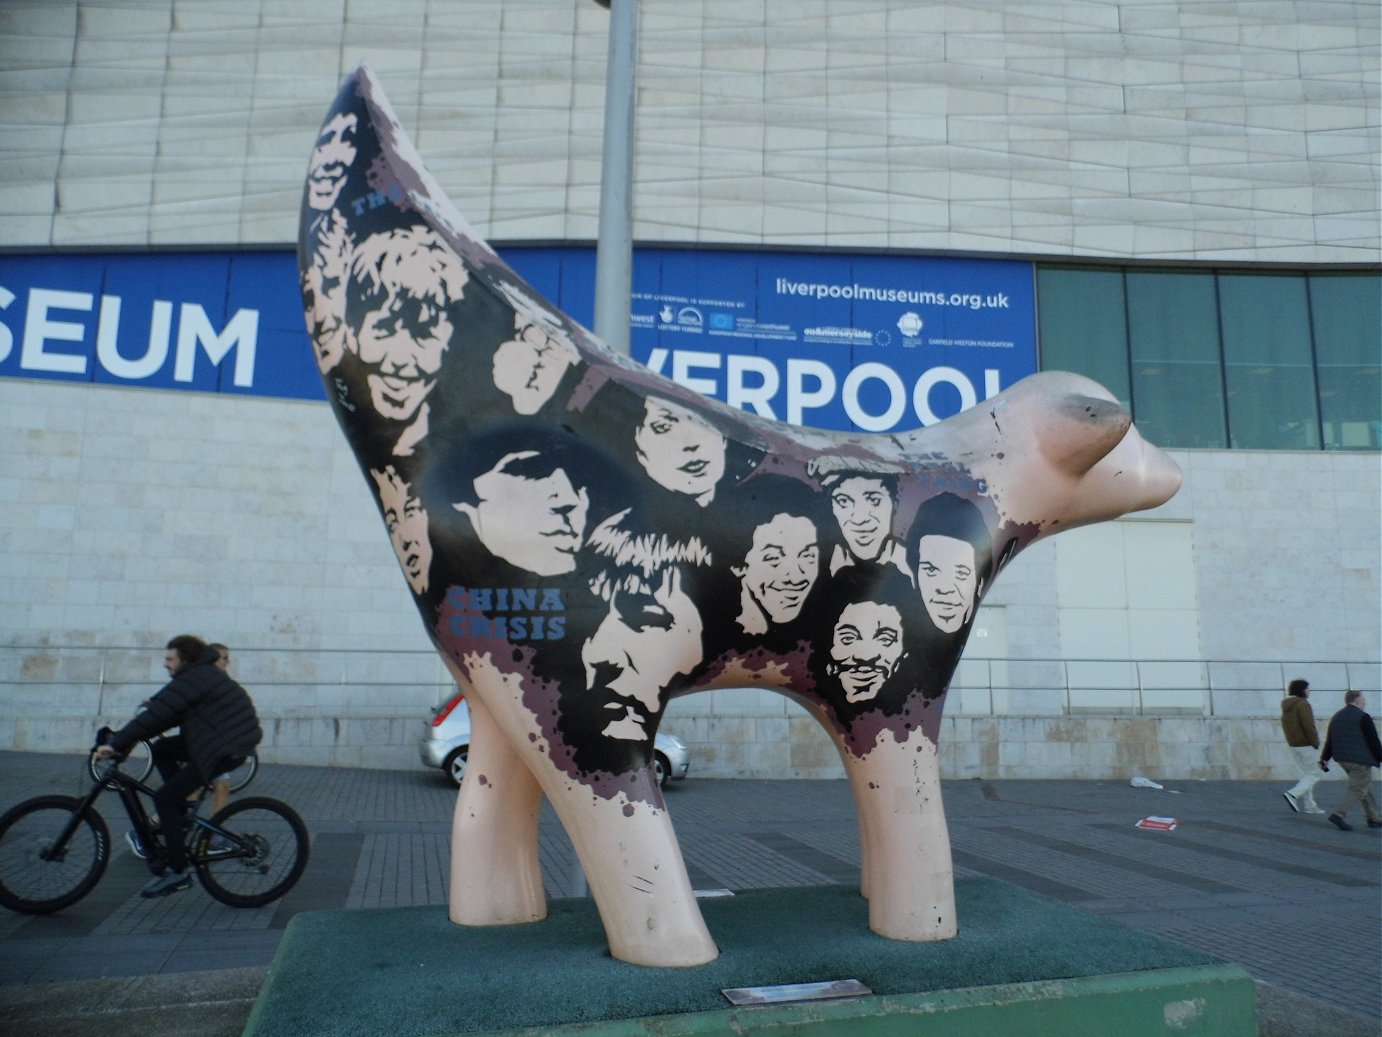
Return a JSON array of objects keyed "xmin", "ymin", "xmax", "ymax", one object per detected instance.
[
  {"xmin": 592, "ymin": 0, "xmax": 637, "ymax": 356},
  {"xmin": 586, "ymin": 1, "xmax": 634, "ymax": 894}
]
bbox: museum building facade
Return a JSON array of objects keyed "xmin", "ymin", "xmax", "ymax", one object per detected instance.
[{"xmin": 1, "ymin": 1, "xmax": 1377, "ymax": 779}]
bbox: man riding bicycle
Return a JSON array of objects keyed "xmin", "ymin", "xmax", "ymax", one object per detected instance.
[{"xmin": 93, "ymin": 634, "xmax": 262, "ymax": 897}]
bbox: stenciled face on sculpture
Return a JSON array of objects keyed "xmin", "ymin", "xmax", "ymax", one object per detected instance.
[
  {"xmin": 739, "ymin": 514, "xmax": 818, "ymax": 629},
  {"xmin": 344, "ymin": 226, "xmax": 469, "ymax": 447},
  {"xmin": 724, "ymin": 477, "xmax": 824, "ymax": 637},
  {"xmin": 828, "ymin": 599, "xmax": 906, "ymax": 704},
  {"xmin": 453, "ymin": 449, "xmax": 591, "ymax": 578},
  {"xmin": 302, "ymin": 224, "xmax": 353, "ymax": 375},
  {"xmin": 307, "ymin": 112, "xmax": 359, "ymax": 212},
  {"xmin": 825, "ymin": 473, "xmax": 900, "ymax": 569},
  {"xmin": 916, "ymin": 536, "xmax": 978, "ymax": 633},
  {"xmin": 572, "ymin": 511, "xmax": 710, "ymax": 757},
  {"xmin": 491, "ymin": 283, "xmax": 580, "ymax": 416},
  {"xmin": 371, "ymin": 465, "xmax": 432, "ymax": 595},
  {"xmin": 492, "ymin": 314, "xmax": 579, "ymax": 416},
  {"xmin": 907, "ymin": 492, "xmax": 994, "ymax": 638},
  {"xmin": 634, "ymin": 396, "xmax": 727, "ymax": 507}
]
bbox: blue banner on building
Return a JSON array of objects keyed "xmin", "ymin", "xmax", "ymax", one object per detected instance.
[
  {"xmin": 0, "ymin": 247, "xmax": 1035, "ymax": 432},
  {"xmin": 0, "ymin": 251, "xmax": 321, "ymax": 402}
]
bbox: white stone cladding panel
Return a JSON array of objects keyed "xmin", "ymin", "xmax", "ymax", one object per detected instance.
[
  {"xmin": 0, "ymin": 379, "xmax": 429, "ymax": 660},
  {"xmin": 0, "ymin": 0, "xmax": 1375, "ymax": 260}
]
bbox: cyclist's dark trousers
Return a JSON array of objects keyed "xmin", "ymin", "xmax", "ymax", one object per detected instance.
[
  {"xmin": 150, "ymin": 740, "xmax": 243, "ymax": 873},
  {"xmin": 152, "ymin": 763, "xmax": 204, "ymax": 873},
  {"xmin": 151, "ymin": 734, "xmax": 190, "ymax": 783}
]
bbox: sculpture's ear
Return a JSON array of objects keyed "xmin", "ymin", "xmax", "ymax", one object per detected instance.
[{"xmin": 1037, "ymin": 394, "xmax": 1132, "ymax": 477}]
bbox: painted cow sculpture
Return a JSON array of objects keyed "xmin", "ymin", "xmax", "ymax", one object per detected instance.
[{"xmin": 299, "ymin": 67, "xmax": 1182, "ymax": 967}]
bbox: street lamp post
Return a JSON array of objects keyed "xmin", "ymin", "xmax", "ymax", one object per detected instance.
[{"xmin": 591, "ymin": 0, "xmax": 637, "ymax": 356}]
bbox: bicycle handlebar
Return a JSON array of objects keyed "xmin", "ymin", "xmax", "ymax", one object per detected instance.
[{"xmin": 89, "ymin": 725, "xmax": 132, "ymax": 764}]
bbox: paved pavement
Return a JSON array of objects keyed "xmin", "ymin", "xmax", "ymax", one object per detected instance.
[{"xmin": 0, "ymin": 751, "xmax": 1378, "ymax": 1036}]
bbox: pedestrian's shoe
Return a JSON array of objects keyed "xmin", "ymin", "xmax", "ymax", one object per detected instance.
[
  {"xmin": 1282, "ymin": 791, "xmax": 1300, "ymax": 813},
  {"xmin": 1304, "ymin": 805, "xmax": 1326, "ymax": 815},
  {"xmin": 1367, "ymin": 819, "xmax": 1382, "ymax": 829},
  {"xmin": 1327, "ymin": 813, "xmax": 1353, "ymax": 832},
  {"xmin": 125, "ymin": 830, "xmax": 147, "ymax": 860},
  {"xmin": 140, "ymin": 870, "xmax": 191, "ymax": 898}
]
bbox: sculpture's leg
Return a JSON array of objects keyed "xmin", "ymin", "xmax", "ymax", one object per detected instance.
[
  {"xmin": 442, "ymin": 654, "xmax": 717, "ymax": 967},
  {"xmin": 448, "ymin": 686, "xmax": 547, "ymax": 926},
  {"xmin": 803, "ymin": 703, "xmax": 873, "ymax": 900},
  {"xmin": 842, "ymin": 733, "xmax": 956, "ymax": 941},
  {"xmin": 546, "ymin": 776, "xmax": 718, "ymax": 967},
  {"xmin": 847, "ymin": 754, "xmax": 876, "ymax": 901}
]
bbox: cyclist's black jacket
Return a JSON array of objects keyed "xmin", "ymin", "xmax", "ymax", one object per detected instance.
[{"xmin": 111, "ymin": 648, "xmax": 262, "ymax": 780}]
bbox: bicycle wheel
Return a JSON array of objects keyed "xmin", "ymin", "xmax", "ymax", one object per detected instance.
[
  {"xmin": 223, "ymin": 753, "xmax": 258, "ymax": 793},
  {"xmin": 0, "ymin": 796, "xmax": 110, "ymax": 914},
  {"xmin": 192, "ymin": 797, "xmax": 308, "ymax": 908},
  {"xmin": 87, "ymin": 739, "xmax": 153, "ymax": 789}
]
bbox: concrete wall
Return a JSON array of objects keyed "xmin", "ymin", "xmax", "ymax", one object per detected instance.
[{"xmin": 2, "ymin": 0, "xmax": 1376, "ymax": 261}]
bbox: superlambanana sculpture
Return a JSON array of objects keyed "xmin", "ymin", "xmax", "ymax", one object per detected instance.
[{"xmin": 299, "ymin": 67, "xmax": 1182, "ymax": 967}]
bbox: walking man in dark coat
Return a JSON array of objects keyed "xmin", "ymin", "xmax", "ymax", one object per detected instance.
[
  {"xmin": 1319, "ymin": 689, "xmax": 1382, "ymax": 832},
  {"xmin": 93, "ymin": 634, "xmax": 262, "ymax": 896}
]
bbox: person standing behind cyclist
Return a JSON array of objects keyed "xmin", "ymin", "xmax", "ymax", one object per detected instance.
[
  {"xmin": 93, "ymin": 635, "xmax": 262, "ymax": 897},
  {"xmin": 207, "ymin": 642, "xmax": 238, "ymax": 818}
]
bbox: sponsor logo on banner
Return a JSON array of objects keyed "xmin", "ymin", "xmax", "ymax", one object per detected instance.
[
  {"xmin": 897, "ymin": 312, "xmax": 924, "ymax": 346},
  {"xmin": 803, "ymin": 326, "xmax": 873, "ymax": 346}
]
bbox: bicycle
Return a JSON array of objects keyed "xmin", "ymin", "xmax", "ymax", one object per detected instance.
[
  {"xmin": 0, "ymin": 739, "xmax": 308, "ymax": 914},
  {"xmin": 86, "ymin": 722, "xmax": 258, "ymax": 793}
]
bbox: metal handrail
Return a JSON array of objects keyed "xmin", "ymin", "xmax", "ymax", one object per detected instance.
[{"xmin": 1, "ymin": 645, "xmax": 1377, "ymax": 719}]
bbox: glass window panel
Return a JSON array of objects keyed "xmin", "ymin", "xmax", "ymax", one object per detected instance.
[
  {"xmin": 1036, "ymin": 267, "xmax": 1130, "ymax": 407},
  {"xmin": 1223, "ymin": 368, "xmax": 1322, "ymax": 449},
  {"xmin": 1126, "ymin": 271, "xmax": 1226, "ymax": 448},
  {"xmin": 1310, "ymin": 273, "xmax": 1381, "ymax": 365},
  {"xmin": 1218, "ymin": 274, "xmax": 1319, "ymax": 449},
  {"xmin": 1309, "ymin": 274, "xmax": 1382, "ymax": 450},
  {"xmin": 1128, "ymin": 363, "xmax": 1228, "ymax": 449}
]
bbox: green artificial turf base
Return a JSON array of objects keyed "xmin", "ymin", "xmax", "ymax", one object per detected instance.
[{"xmin": 244, "ymin": 880, "xmax": 1256, "ymax": 1036}]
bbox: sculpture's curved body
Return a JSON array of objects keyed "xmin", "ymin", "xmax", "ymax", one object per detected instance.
[{"xmin": 299, "ymin": 67, "xmax": 1182, "ymax": 967}]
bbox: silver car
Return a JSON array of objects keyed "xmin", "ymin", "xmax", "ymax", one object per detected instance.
[{"xmin": 420, "ymin": 692, "xmax": 691, "ymax": 788}]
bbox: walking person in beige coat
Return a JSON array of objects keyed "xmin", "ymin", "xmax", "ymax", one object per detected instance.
[{"xmin": 1281, "ymin": 678, "xmax": 1325, "ymax": 814}]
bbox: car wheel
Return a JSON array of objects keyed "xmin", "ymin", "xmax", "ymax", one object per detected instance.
[
  {"xmin": 653, "ymin": 752, "xmax": 670, "ymax": 789},
  {"xmin": 445, "ymin": 747, "xmax": 469, "ymax": 787}
]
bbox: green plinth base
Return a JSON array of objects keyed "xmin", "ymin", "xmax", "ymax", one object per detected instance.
[{"xmin": 243, "ymin": 881, "xmax": 1256, "ymax": 1037}]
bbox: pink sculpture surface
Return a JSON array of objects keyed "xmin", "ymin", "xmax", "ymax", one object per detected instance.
[{"xmin": 299, "ymin": 67, "xmax": 1182, "ymax": 967}]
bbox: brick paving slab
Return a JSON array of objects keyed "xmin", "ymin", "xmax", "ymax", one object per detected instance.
[{"xmin": 0, "ymin": 751, "xmax": 1377, "ymax": 1035}]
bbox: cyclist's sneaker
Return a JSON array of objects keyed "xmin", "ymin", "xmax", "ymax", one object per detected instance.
[
  {"xmin": 125, "ymin": 830, "xmax": 148, "ymax": 860},
  {"xmin": 140, "ymin": 870, "xmax": 191, "ymax": 898}
]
